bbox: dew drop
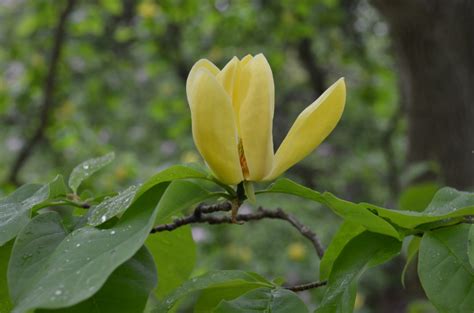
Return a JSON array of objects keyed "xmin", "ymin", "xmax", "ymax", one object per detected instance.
[
  {"xmin": 76, "ymin": 243, "xmax": 81, "ymax": 247},
  {"xmin": 110, "ymin": 230, "xmax": 116, "ymax": 235},
  {"xmin": 55, "ymin": 290, "xmax": 62, "ymax": 295},
  {"xmin": 83, "ymin": 164, "xmax": 89, "ymax": 169}
]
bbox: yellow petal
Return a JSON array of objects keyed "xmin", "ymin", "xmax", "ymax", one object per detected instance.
[
  {"xmin": 232, "ymin": 54, "xmax": 253, "ymax": 116},
  {"xmin": 239, "ymin": 54, "xmax": 275, "ymax": 181},
  {"xmin": 266, "ymin": 78, "xmax": 346, "ymax": 180},
  {"xmin": 186, "ymin": 59, "xmax": 219, "ymax": 102},
  {"xmin": 216, "ymin": 56, "xmax": 239, "ymax": 99},
  {"xmin": 187, "ymin": 68, "xmax": 243, "ymax": 184}
]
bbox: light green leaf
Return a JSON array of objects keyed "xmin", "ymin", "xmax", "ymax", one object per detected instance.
[
  {"xmin": 0, "ymin": 240, "xmax": 13, "ymax": 313},
  {"xmin": 418, "ymin": 224, "xmax": 474, "ymax": 313},
  {"xmin": 68, "ymin": 152, "xmax": 115, "ymax": 194},
  {"xmin": 146, "ymin": 225, "xmax": 196, "ymax": 298},
  {"xmin": 0, "ymin": 184, "xmax": 47, "ymax": 246},
  {"xmin": 10, "ymin": 184, "xmax": 167, "ymax": 313},
  {"xmin": 87, "ymin": 184, "xmax": 140, "ymax": 226},
  {"xmin": 316, "ymin": 232, "xmax": 401, "ymax": 313},
  {"xmin": 8, "ymin": 212, "xmax": 69, "ymax": 302},
  {"xmin": 401, "ymin": 236, "xmax": 421, "ymax": 288},
  {"xmin": 153, "ymin": 271, "xmax": 273, "ymax": 313},
  {"xmin": 398, "ymin": 182, "xmax": 440, "ymax": 212},
  {"xmin": 363, "ymin": 187, "xmax": 474, "ymax": 229},
  {"xmin": 320, "ymin": 221, "xmax": 365, "ymax": 280},
  {"xmin": 37, "ymin": 246, "xmax": 157, "ymax": 313},
  {"xmin": 262, "ymin": 178, "xmax": 400, "ymax": 239},
  {"xmin": 213, "ymin": 287, "xmax": 308, "ymax": 313},
  {"xmin": 136, "ymin": 165, "xmax": 213, "ymax": 201}
]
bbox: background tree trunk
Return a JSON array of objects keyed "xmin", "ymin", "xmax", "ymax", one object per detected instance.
[{"xmin": 372, "ymin": 0, "xmax": 474, "ymax": 189}]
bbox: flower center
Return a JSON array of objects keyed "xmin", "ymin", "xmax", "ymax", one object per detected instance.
[{"xmin": 238, "ymin": 139, "xmax": 249, "ymax": 179}]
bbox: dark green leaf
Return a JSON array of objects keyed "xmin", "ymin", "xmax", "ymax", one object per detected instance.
[
  {"xmin": 401, "ymin": 236, "xmax": 421, "ymax": 288},
  {"xmin": 155, "ymin": 180, "xmax": 216, "ymax": 223},
  {"xmin": 320, "ymin": 221, "xmax": 365, "ymax": 280},
  {"xmin": 10, "ymin": 184, "xmax": 167, "ymax": 313},
  {"xmin": 213, "ymin": 287, "xmax": 308, "ymax": 313},
  {"xmin": 8, "ymin": 212, "xmax": 69, "ymax": 302},
  {"xmin": 68, "ymin": 152, "xmax": 115, "ymax": 194},
  {"xmin": 38, "ymin": 246, "xmax": 157, "ymax": 313},
  {"xmin": 0, "ymin": 240, "xmax": 13, "ymax": 313},
  {"xmin": 316, "ymin": 232, "xmax": 401, "ymax": 313},
  {"xmin": 418, "ymin": 224, "xmax": 474, "ymax": 313},
  {"xmin": 469, "ymin": 225, "xmax": 474, "ymax": 268},
  {"xmin": 146, "ymin": 225, "xmax": 196, "ymax": 298},
  {"xmin": 153, "ymin": 270, "xmax": 273, "ymax": 313}
]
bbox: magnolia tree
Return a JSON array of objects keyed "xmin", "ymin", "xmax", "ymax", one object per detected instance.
[{"xmin": 1, "ymin": 55, "xmax": 474, "ymax": 313}]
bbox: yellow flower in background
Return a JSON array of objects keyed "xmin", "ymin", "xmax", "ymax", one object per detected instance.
[
  {"xmin": 186, "ymin": 54, "xmax": 345, "ymax": 185},
  {"xmin": 137, "ymin": 1, "xmax": 158, "ymax": 18},
  {"xmin": 287, "ymin": 242, "xmax": 307, "ymax": 261}
]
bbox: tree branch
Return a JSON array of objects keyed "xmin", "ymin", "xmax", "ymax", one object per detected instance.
[
  {"xmin": 284, "ymin": 280, "xmax": 327, "ymax": 292},
  {"xmin": 151, "ymin": 203, "xmax": 325, "ymax": 259},
  {"xmin": 6, "ymin": 0, "xmax": 76, "ymax": 186}
]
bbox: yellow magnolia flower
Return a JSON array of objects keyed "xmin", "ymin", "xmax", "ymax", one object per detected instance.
[{"xmin": 186, "ymin": 54, "xmax": 345, "ymax": 185}]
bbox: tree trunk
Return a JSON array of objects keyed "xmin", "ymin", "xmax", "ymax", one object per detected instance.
[{"xmin": 372, "ymin": 0, "xmax": 474, "ymax": 189}]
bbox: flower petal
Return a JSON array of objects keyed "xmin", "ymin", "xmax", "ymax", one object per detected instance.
[
  {"xmin": 187, "ymin": 68, "xmax": 243, "ymax": 184},
  {"xmin": 186, "ymin": 59, "xmax": 219, "ymax": 103},
  {"xmin": 216, "ymin": 56, "xmax": 239, "ymax": 99},
  {"xmin": 239, "ymin": 54, "xmax": 275, "ymax": 181},
  {"xmin": 266, "ymin": 78, "xmax": 346, "ymax": 180}
]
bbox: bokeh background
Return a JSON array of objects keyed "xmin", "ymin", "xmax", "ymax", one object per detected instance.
[{"xmin": 1, "ymin": 0, "xmax": 473, "ymax": 312}]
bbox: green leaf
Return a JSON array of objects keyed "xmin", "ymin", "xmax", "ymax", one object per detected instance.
[
  {"xmin": 68, "ymin": 152, "xmax": 115, "ymax": 194},
  {"xmin": 469, "ymin": 225, "xmax": 474, "ymax": 268},
  {"xmin": 363, "ymin": 187, "xmax": 474, "ymax": 229},
  {"xmin": 87, "ymin": 184, "xmax": 140, "ymax": 226},
  {"xmin": 146, "ymin": 225, "xmax": 196, "ymax": 298},
  {"xmin": 262, "ymin": 179, "xmax": 400, "ymax": 239},
  {"xmin": 418, "ymin": 224, "xmax": 474, "ymax": 313},
  {"xmin": 194, "ymin": 284, "xmax": 264, "ymax": 313},
  {"xmin": 213, "ymin": 287, "xmax": 308, "ymax": 313},
  {"xmin": 37, "ymin": 246, "xmax": 157, "ymax": 313},
  {"xmin": 155, "ymin": 180, "xmax": 216, "ymax": 223},
  {"xmin": 316, "ymin": 232, "xmax": 401, "ymax": 313},
  {"xmin": 401, "ymin": 236, "xmax": 421, "ymax": 288},
  {"xmin": 8, "ymin": 212, "xmax": 69, "ymax": 302},
  {"xmin": 47, "ymin": 175, "xmax": 69, "ymax": 199},
  {"xmin": 153, "ymin": 270, "xmax": 273, "ymax": 313},
  {"xmin": 398, "ymin": 182, "xmax": 440, "ymax": 212},
  {"xmin": 136, "ymin": 165, "xmax": 213, "ymax": 201},
  {"xmin": 10, "ymin": 184, "xmax": 167, "ymax": 313},
  {"xmin": 0, "ymin": 240, "xmax": 13, "ymax": 313},
  {"xmin": 0, "ymin": 184, "xmax": 47, "ymax": 246},
  {"xmin": 320, "ymin": 221, "xmax": 365, "ymax": 280}
]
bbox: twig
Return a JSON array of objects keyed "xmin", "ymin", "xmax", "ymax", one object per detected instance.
[
  {"xmin": 151, "ymin": 205, "xmax": 325, "ymax": 259},
  {"xmin": 6, "ymin": 0, "xmax": 76, "ymax": 186},
  {"xmin": 285, "ymin": 280, "xmax": 327, "ymax": 292}
]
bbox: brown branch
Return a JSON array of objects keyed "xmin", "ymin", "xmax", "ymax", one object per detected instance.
[
  {"xmin": 284, "ymin": 280, "xmax": 327, "ymax": 292},
  {"xmin": 6, "ymin": 0, "xmax": 76, "ymax": 186},
  {"xmin": 151, "ymin": 204, "xmax": 325, "ymax": 259}
]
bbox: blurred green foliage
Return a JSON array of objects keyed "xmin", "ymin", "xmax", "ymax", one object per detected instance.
[{"xmin": 1, "ymin": 0, "xmax": 427, "ymax": 311}]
